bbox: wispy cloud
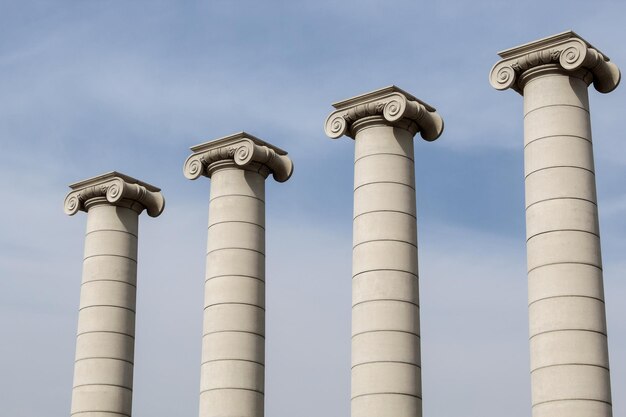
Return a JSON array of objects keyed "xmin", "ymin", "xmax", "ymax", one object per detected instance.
[{"xmin": 1, "ymin": 2, "xmax": 625, "ymax": 416}]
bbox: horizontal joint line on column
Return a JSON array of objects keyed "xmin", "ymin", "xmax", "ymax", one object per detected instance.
[
  {"xmin": 208, "ymin": 220, "xmax": 265, "ymax": 230},
  {"xmin": 81, "ymin": 279, "xmax": 136, "ymax": 288},
  {"xmin": 200, "ymin": 387, "xmax": 264, "ymax": 395},
  {"xmin": 351, "ymin": 361, "xmax": 421, "ymax": 370},
  {"xmin": 526, "ymin": 228, "xmax": 600, "ymax": 243},
  {"xmin": 351, "ymin": 392, "xmax": 422, "ymax": 400},
  {"xmin": 525, "ymin": 165, "xmax": 595, "ymax": 180},
  {"xmin": 524, "ymin": 103, "xmax": 590, "ymax": 119},
  {"xmin": 353, "ymin": 239, "xmax": 417, "ymax": 250},
  {"xmin": 210, "ymin": 194, "xmax": 265, "ymax": 204},
  {"xmin": 207, "ymin": 247, "xmax": 265, "ymax": 256},
  {"xmin": 524, "ymin": 134, "xmax": 591, "ymax": 149},
  {"xmin": 354, "ymin": 210, "xmax": 416, "ymax": 221},
  {"xmin": 83, "ymin": 254, "xmax": 137, "ymax": 263},
  {"xmin": 353, "ymin": 269, "xmax": 418, "ymax": 279},
  {"xmin": 529, "ymin": 294, "xmax": 605, "ymax": 308},
  {"xmin": 529, "ymin": 328, "xmax": 607, "ymax": 341},
  {"xmin": 532, "ymin": 398, "xmax": 612, "ymax": 407},
  {"xmin": 354, "ymin": 152, "xmax": 414, "ymax": 165},
  {"xmin": 79, "ymin": 304, "xmax": 135, "ymax": 314},
  {"xmin": 73, "ymin": 383, "xmax": 132, "ymax": 391},
  {"xmin": 201, "ymin": 358, "xmax": 265, "ymax": 367},
  {"xmin": 526, "ymin": 196, "xmax": 597, "ymax": 211},
  {"xmin": 72, "ymin": 412, "xmax": 130, "ymax": 417},
  {"xmin": 352, "ymin": 299, "xmax": 420, "ymax": 309},
  {"xmin": 77, "ymin": 330, "xmax": 134, "ymax": 339},
  {"xmin": 204, "ymin": 302, "xmax": 265, "ymax": 311},
  {"xmin": 206, "ymin": 274, "xmax": 265, "ymax": 283},
  {"xmin": 75, "ymin": 357, "xmax": 133, "ymax": 365},
  {"xmin": 85, "ymin": 229, "xmax": 138, "ymax": 239},
  {"xmin": 203, "ymin": 330, "xmax": 264, "ymax": 339},
  {"xmin": 526, "ymin": 73, "xmax": 582, "ymax": 82},
  {"xmin": 530, "ymin": 363, "xmax": 609, "ymax": 374},
  {"xmin": 354, "ymin": 181, "xmax": 415, "ymax": 193},
  {"xmin": 528, "ymin": 261, "xmax": 602, "ymax": 274},
  {"xmin": 352, "ymin": 329, "xmax": 420, "ymax": 339}
]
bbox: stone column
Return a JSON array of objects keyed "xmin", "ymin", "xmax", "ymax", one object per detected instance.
[
  {"xmin": 183, "ymin": 132, "xmax": 293, "ymax": 417},
  {"xmin": 64, "ymin": 172, "xmax": 164, "ymax": 417},
  {"xmin": 325, "ymin": 86, "xmax": 443, "ymax": 417},
  {"xmin": 490, "ymin": 31, "xmax": 620, "ymax": 417}
]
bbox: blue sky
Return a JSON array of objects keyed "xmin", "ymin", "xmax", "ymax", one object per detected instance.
[{"xmin": 1, "ymin": 1, "xmax": 625, "ymax": 416}]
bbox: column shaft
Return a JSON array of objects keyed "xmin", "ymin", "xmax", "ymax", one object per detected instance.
[
  {"xmin": 351, "ymin": 121, "xmax": 421, "ymax": 417},
  {"xmin": 325, "ymin": 86, "xmax": 441, "ymax": 417},
  {"xmin": 71, "ymin": 202, "xmax": 139, "ymax": 417},
  {"xmin": 184, "ymin": 132, "xmax": 291, "ymax": 417},
  {"xmin": 523, "ymin": 68, "xmax": 612, "ymax": 417},
  {"xmin": 200, "ymin": 167, "xmax": 266, "ymax": 417}
]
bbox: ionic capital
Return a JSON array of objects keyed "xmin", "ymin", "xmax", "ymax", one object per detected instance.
[
  {"xmin": 490, "ymin": 30, "xmax": 621, "ymax": 94},
  {"xmin": 64, "ymin": 172, "xmax": 165, "ymax": 217},
  {"xmin": 324, "ymin": 86, "xmax": 444, "ymax": 141},
  {"xmin": 183, "ymin": 132, "xmax": 293, "ymax": 183}
]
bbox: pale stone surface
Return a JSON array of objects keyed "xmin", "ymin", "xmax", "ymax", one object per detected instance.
[
  {"xmin": 184, "ymin": 132, "xmax": 292, "ymax": 417},
  {"xmin": 525, "ymin": 167, "xmax": 597, "ymax": 207},
  {"xmin": 353, "ymin": 271, "xmax": 419, "ymax": 305},
  {"xmin": 531, "ymin": 365, "xmax": 611, "ymax": 403},
  {"xmin": 64, "ymin": 172, "xmax": 164, "ymax": 417},
  {"xmin": 351, "ymin": 394, "xmax": 420, "ymax": 417},
  {"xmin": 491, "ymin": 31, "xmax": 619, "ymax": 417},
  {"xmin": 352, "ymin": 331, "xmax": 421, "ymax": 365},
  {"xmin": 530, "ymin": 330, "xmax": 609, "ymax": 370},
  {"xmin": 351, "ymin": 362, "xmax": 422, "ymax": 397},
  {"xmin": 528, "ymin": 263, "xmax": 605, "ymax": 304},
  {"xmin": 325, "ymin": 86, "xmax": 443, "ymax": 417},
  {"xmin": 526, "ymin": 198, "xmax": 599, "ymax": 240},
  {"xmin": 533, "ymin": 401, "xmax": 612, "ymax": 417},
  {"xmin": 199, "ymin": 390, "xmax": 263, "ymax": 417},
  {"xmin": 524, "ymin": 136, "xmax": 594, "ymax": 176},
  {"xmin": 529, "ymin": 296, "xmax": 607, "ymax": 335},
  {"xmin": 527, "ymin": 230, "xmax": 602, "ymax": 271}
]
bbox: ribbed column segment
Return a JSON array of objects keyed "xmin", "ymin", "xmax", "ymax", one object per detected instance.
[
  {"xmin": 523, "ymin": 69, "xmax": 612, "ymax": 417},
  {"xmin": 490, "ymin": 31, "xmax": 619, "ymax": 417},
  {"xmin": 184, "ymin": 133, "xmax": 292, "ymax": 417},
  {"xmin": 65, "ymin": 172, "xmax": 163, "ymax": 417},
  {"xmin": 325, "ymin": 87, "xmax": 442, "ymax": 417},
  {"xmin": 71, "ymin": 203, "xmax": 139, "ymax": 417},
  {"xmin": 200, "ymin": 168, "xmax": 266, "ymax": 417},
  {"xmin": 351, "ymin": 122, "xmax": 421, "ymax": 417}
]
